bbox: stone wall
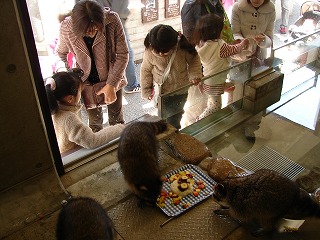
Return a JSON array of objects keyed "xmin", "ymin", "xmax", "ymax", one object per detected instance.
[{"xmin": 126, "ymin": 0, "xmax": 186, "ymax": 61}]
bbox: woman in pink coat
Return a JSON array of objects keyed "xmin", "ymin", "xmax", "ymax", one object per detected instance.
[{"xmin": 56, "ymin": 0, "xmax": 129, "ymax": 132}]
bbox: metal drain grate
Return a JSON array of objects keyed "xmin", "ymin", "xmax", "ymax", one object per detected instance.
[{"xmin": 237, "ymin": 145, "xmax": 304, "ymax": 180}]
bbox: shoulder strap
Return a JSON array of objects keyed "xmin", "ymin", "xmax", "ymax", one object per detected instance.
[{"xmin": 159, "ymin": 38, "xmax": 180, "ymax": 86}]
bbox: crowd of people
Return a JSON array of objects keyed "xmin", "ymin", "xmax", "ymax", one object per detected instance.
[{"xmin": 46, "ymin": 0, "xmax": 283, "ymax": 154}]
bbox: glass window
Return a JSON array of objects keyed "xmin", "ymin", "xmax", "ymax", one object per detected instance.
[{"xmin": 24, "ymin": 0, "xmax": 320, "ymax": 171}]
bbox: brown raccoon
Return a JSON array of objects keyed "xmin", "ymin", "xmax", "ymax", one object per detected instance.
[
  {"xmin": 56, "ymin": 197, "xmax": 114, "ymax": 240},
  {"xmin": 213, "ymin": 169, "xmax": 320, "ymax": 236},
  {"xmin": 118, "ymin": 120, "xmax": 167, "ymax": 207}
]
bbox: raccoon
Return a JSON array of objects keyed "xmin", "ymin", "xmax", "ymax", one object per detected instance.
[
  {"xmin": 213, "ymin": 169, "xmax": 320, "ymax": 236},
  {"xmin": 118, "ymin": 120, "xmax": 167, "ymax": 207},
  {"xmin": 56, "ymin": 197, "xmax": 114, "ymax": 240}
]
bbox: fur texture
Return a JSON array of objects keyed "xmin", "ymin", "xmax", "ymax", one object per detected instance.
[
  {"xmin": 56, "ymin": 197, "xmax": 114, "ymax": 240},
  {"xmin": 118, "ymin": 120, "xmax": 167, "ymax": 206},
  {"xmin": 213, "ymin": 169, "xmax": 320, "ymax": 236}
]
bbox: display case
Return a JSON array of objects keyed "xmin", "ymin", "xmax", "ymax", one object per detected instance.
[{"xmin": 159, "ymin": 30, "xmax": 320, "ymax": 142}]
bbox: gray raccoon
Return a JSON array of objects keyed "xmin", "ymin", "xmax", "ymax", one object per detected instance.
[
  {"xmin": 118, "ymin": 120, "xmax": 167, "ymax": 206},
  {"xmin": 56, "ymin": 197, "xmax": 114, "ymax": 240},
  {"xmin": 213, "ymin": 169, "xmax": 320, "ymax": 236}
]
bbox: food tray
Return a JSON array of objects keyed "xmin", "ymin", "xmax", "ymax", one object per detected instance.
[{"xmin": 158, "ymin": 164, "xmax": 216, "ymax": 217}]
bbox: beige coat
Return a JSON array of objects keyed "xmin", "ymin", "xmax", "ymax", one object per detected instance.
[
  {"xmin": 140, "ymin": 48, "xmax": 202, "ymax": 99},
  {"xmin": 56, "ymin": 8, "xmax": 128, "ymax": 90},
  {"xmin": 52, "ymin": 104, "xmax": 125, "ymax": 153},
  {"xmin": 231, "ymin": 0, "xmax": 276, "ymax": 40}
]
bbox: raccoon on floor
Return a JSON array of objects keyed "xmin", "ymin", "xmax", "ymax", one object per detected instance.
[
  {"xmin": 118, "ymin": 120, "xmax": 167, "ymax": 207},
  {"xmin": 56, "ymin": 197, "xmax": 114, "ymax": 240},
  {"xmin": 213, "ymin": 169, "xmax": 320, "ymax": 236}
]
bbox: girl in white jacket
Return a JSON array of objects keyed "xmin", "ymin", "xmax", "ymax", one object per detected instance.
[
  {"xmin": 193, "ymin": 14, "xmax": 249, "ymax": 120},
  {"xmin": 45, "ymin": 69, "xmax": 125, "ymax": 153}
]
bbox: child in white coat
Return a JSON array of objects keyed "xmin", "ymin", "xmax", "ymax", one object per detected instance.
[
  {"xmin": 45, "ymin": 69, "xmax": 125, "ymax": 153},
  {"xmin": 193, "ymin": 14, "xmax": 249, "ymax": 120}
]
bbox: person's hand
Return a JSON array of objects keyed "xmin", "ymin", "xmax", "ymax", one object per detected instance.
[
  {"xmin": 190, "ymin": 78, "xmax": 201, "ymax": 86},
  {"xmin": 97, "ymin": 84, "xmax": 117, "ymax": 105},
  {"xmin": 254, "ymin": 34, "xmax": 266, "ymax": 45},
  {"xmin": 233, "ymin": 39, "xmax": 242, "ymax": 45},
  {"xmin": 242, "ymin": 38, "xmax": 250, "ymax": 49},
  {"xmin": 254, "ymin": 33, "xmax": 272, "ymax": 48},
  {"xmin": 148, "ymin": 88, "xmax": 155, "ymax": 100}
]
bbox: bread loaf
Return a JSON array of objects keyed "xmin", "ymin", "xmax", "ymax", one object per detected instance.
[{"xmin": 206, "ymin": 156, "xmax": 252, "ymax": 182}]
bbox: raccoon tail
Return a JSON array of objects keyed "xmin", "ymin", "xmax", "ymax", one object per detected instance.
[{"xmin": 287, "ymin": 189, "xmax": 320, "ymax": 219}]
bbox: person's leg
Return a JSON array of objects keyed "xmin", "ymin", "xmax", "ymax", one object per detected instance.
[
  {"xmin": 121, "ymin": 20, "xmax": 140, "ymax": 93},
  {"xmin": 165, "ymin": 93, "xmax": 188, "ymax": 129},
  {"xmin": 87, "ymin": 107, "xmax": 103, "ymax": 132},
  {"xmin": 197, "ymin": 95, "xmax": 222, "ymax": 120},
  {"xmin": 281, "ymin": 0, "xmax": 289, "ymax": 27},
  {"xmin": 107, "ymin": 89, "xmax": 125, "ymax": 125},
  {"xmin": 280, "ymin": 0, "xmax": 289, "ymax": 34}
]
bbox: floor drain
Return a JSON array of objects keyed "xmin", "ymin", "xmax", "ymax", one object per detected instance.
[{"xmin": 237, "ymin": 145, "xmax": 304, "ymax": 180}]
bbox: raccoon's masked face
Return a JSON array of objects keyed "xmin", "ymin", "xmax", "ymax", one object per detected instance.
[{"xmin": 212, "ymin": 183, "xmax": 230, "ymax": 208}]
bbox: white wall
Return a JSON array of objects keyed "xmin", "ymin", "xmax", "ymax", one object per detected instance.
[{"xmin": 126, "ymin": 0, "xmax": 186, "ymax": 61}]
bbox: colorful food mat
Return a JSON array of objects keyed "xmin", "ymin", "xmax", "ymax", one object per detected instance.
[{"xmin": 157, "ymin": 164, "xmax": 216, "ymax": 217}]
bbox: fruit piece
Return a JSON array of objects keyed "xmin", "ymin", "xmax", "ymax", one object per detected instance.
[
  {"xmin": 169, "ymin": 175, "xmax": 176, "ymax": 182},
  {"xmin": 198, "ymin": 184, "xmax": 205, "ymax": 189},
  {"xmin": 182, "ymin": 203, "xmax": 190, "ymax": 209},
  {"xmin": 180, "ymin": 183, "xmax": 188, "ymax": 189},
  {"xmin": 158, "ymin": 202, "xmax": 165, "ymax": 208},
  {"xmin": 173, "ymin": 199, "xmax": 181, "ymax": 205},
  {"xmin": 179, "ymin": 171, "xmax": 186, "ymax": 176},
  {"xmin": 186, "ymin": 173, "xmax": 193, "ymax": 178},
  {"xmin": 160, "ymin": 190, "xmax": 167, "ymax": 196},
  {"xmin": 196, "ymin": 180, "xmax": 203, "ymax": 185},
  {"xmin": 193, "ymin": 191, "xmax": 199, "ymax": 197},
  {"xmin": 171, "ymin": 193, "xmax": 179, "ymax": 198},
  {"xmin": 181, "ymin": 176, "xmax": 188, "ymax": 180}
]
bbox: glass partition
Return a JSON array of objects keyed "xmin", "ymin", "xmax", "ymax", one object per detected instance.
[
  {"xmin": 159, "ymin": 59, "xmax": 252, "ymax": 133},
  {"xmin": 158, "ymin": 29, "xmax": 320, "ymax": 136},
  {"xmin": 272, "ymin": 29, "xmax": 320, "ymax": 96}
]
